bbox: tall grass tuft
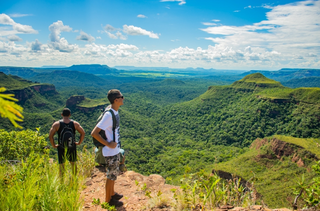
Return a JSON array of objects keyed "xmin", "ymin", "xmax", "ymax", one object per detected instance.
[
  {"xmin": 0, "ymin": 146, "xmax": 95, "ymax": 211},
  {"xmin": 173, "ymin": 170, "xmax": 256, "ymax": 211}
]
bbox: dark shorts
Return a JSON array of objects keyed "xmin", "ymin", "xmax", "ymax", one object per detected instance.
[
  {"xmin": 57, "ymin": 145, "xmax": 77, "ymax": 164},
  {"xmin": 105, "ymin": 153, "xmax": 120, "ymax": 180}
]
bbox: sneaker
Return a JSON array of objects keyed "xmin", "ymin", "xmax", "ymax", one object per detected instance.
[
  {"xmin": 112, "ymin": 193, "xmax": 123, "ymax": 200},
  {"xmin": 108, "ymin": 198, "xmax": 123, "ymax": 207},
  {"xmin": 119, "ymin": 164, "xmax": 127, "ymax": 172}
]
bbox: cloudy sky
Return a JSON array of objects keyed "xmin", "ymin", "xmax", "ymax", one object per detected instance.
[{"xmin": 0, "ymin": 0, "xmax": 319, "ymax": 70}]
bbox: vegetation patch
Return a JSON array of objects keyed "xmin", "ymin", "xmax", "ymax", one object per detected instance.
[
  {"xmin": 211, "ymin": 135, "xmax": 320, "ymax": 208},
  {"xmin": 291, "ymin": 87, "xmax": 320, "ymax": 104},
  {"xmin": 77, "ymin": 97, "xmax": 108, "ymax": 108}
]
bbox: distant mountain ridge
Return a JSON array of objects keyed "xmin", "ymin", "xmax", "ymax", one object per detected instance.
[
  {"xmin": 282, "ymin": 76, "xmax": 320, "ymax": 88},
  {"xmin": 1, "ymin": 65, "xmax": 320, "ymax": 88},
  {"xmin": 241, "ymin": 68, "xmax": 320, "ymax": 82},
  {"xmin": 29, "ymin": 70, "xmax": 116, "ymax": 89},
  {"xmin": 66, "ymin": 64, "xmax": 118, "ymax": 74}
]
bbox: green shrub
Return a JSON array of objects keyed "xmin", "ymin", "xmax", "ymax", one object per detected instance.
[
  {"xmin": 0, "ymin": 143, "xmax": 95, "ymax": 210},
  {"xmin": 174, "ymin": 170, "xmax": 255, "ymax": 210},
  {"xmin": 294, "ymin": 161, "xmax": 320, "ymax": 209},
  {"xmin": 0, "ymin": 129, "xmax": 47, "ymax": 161}
]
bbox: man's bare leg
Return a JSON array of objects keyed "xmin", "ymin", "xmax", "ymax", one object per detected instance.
[
  {"xmin": 105, "ymin": 179, "xmax": 115, "ymax": 202},
  {"xmin": 112, "ymin": 180, "xmax": 115, "ymax": 196}
]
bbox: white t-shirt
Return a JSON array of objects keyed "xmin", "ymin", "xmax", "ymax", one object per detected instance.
[{"xmin": 96, "ymin": 108, "xmax": 120, "ymax": 157}]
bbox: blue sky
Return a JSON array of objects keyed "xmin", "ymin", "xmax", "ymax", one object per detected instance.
[{"xmin": 0, "ymin": 0, "xmax": 319, "ymax": 70}]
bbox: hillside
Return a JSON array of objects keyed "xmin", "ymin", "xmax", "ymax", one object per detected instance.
[
  {"xmin": 282, "ymin": 76, "xmax": 320, "ymax": 88},
  {"xmin": 0, "ymin": 72, "xmax": 36, "ymax": 90},
  {"xmin": 211, "ymin": 135, "xmax": 320, "ymax": 208},
  {"xmin": 0, "ymin": 72, "xmax": 65, "ymax": 131},
  {"xmin": 0, "ymin": 66, "xmax": 39, "ymax": 78},
  {"xmin": 2, "ymin": 71, "xmax": 320, "ymax": 208},
  {"xmin": 117, "ymin": 74, "xmax": 320, "ymax": 185},
  {"xmin": 232, "ymin": 73, "xmax": 284, "ymax": 89}
]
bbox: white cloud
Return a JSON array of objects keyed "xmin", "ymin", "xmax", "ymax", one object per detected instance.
[
  {"xmin": 116, "ymin": 31, "xmax": 127, "ymax": 40},
  {"xmin": 48, "ymin": 20, "xmax": 76, "ymax": 52},
  {"xmin": 49, "ymin": 37, "xmax": 77, "ymax": 53},
  {"xmin": 262, "ymin": 4, "xmax": 273, "ymax": 9},
  {"xmin": 106, "ymin": 31, "xmax": 118, "ymax": 39},
  {"xmin": 49, "ymin": 20, "xmax": 72, "ymax": 42},
  {"xmin": 202, "ymin": 22, "xmax": 217, "ymax": 26},
  {"xmin": 0, "ymin": 40, "xmax": 27, "ymax": 55},
  {"xmin": 8, "ymin": 35, "xmax": 22, "ymax": 42},
  {"xmin": 13, "ymin": 23, "xmax": 37, "ymax": 33},
  {"xmin": 76, "ymin": 31, "xmax": 95, "ymax": 42},
  {"xmin": 31, "ymin": 39, "xmax": 42, "ymax": 51},
  {"xmin": 0, "ymin": 14, "xmax": 15, "ymax": 25},
  {"xmin": 107, "ymin": 44, "xmax": 139, "ymax": 51},
  {"xmin": 0, "ymin": 13, "xmax": 37, "ymax": 35},
  {"xmin": 0, "ymin": 1, "xmax": 319, "ymax": 69},
  {"xmin": 9, "ymin": 13, "xmax": 32, "ymax": 18},
  {"xmin": 160, "ymin": 0, "xmax": 186, "ymax": 5},
  {"xmin": 123, "ymin": 25, "xmax": 159, "ymax": 39},
  {"xmin": 137, "ymin": 14, "xmax": 147, "ymax": 18},
  {"xmin": 201, "ymin": 0, "xmax": 320, "ymax": 58},
  {"xmin": 104, "ymin": 24, "xmax": 116, "ymax": 32}
]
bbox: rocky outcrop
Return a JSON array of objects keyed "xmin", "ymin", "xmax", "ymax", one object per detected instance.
[
  {"xmin": 82, "ymin": 169, "xmax": 178, "ymax": 211},
  {"xmin": 10, "ymin": 88, "xmax": 34, "ymax": 103},
  {"xmin": 5, "ymin": 84, "xmax": 58, "ymax": 103},
  {"xmin": 30, "ymin": 84, "xmax": 57, "ymax": 95},
  {"xmin": 66, "ymin": 95, "xmax": 85, "ymax": 108},
  {"xmin": 76, "ymin": 105, "xmax": 106, "ymax": 113},
  {"xmin": 252, "ymin": 138, "xmax": 319, "ymax": 165},
  {"xmin": 66, "ymin": 95, "xmax": 107, "ymax": 113}
]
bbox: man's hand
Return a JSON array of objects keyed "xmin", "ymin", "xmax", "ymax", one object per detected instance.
[
  {"xmin": 75, "ymin": 141, "xmax": 81, "ymax": 146},
  {"xmin": 107, "ymin": 141, "xmax": 117, "ymax": 149},
  {"xmin": 52, "ymin": 144, "xmax": 59, "ymax": 148}
]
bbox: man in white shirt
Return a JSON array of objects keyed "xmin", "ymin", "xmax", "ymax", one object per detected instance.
[{"xmin": 91, "ymin": 89, "xmax": 124, "ymax": 207}]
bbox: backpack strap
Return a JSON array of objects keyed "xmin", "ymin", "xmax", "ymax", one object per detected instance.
[{"xmin": 108, "ymin": 109, "xmax": 116, "ymax": 142}]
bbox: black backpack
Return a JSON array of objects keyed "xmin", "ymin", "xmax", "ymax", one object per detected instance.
[
  {"xmin": 58, "ymin": 121, "xmax": 76, "ymax": 149},
  {"xmin": 92, "ymin": 109, "xmax": 116, "ymax": 147}
]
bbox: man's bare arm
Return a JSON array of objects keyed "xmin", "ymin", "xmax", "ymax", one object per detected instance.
[
  {"xmin": 91, "ymin": 126, "xmax": 117, "ymax": 149},
  {"xmin": 74, "ymin": 121, "xmax": 85, "ymax": 145},
  {"xmin": 49, "ymin": 121, "xmax": 59, "ymax": 148}
]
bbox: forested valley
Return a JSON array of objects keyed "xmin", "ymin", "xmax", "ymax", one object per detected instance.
[{"xmin": 1, "ymin": 65, "xmax": 320, "ymax": 208}]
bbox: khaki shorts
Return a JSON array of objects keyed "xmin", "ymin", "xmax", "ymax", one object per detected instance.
[{"xmin": 104, "ymin": 153, "xmax": 120, "ymax": 180}]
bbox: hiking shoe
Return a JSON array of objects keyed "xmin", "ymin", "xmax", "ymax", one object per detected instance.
[
  {"xmin": 119, "ymin": 164, "xmax": 127, "ymax": 172},
  {"xmin": 112, "ymin": 193, "xmax": 123, "ymax": 200},
  {"xmin": 108, "ymin": 198, "xmax": 123, "ymax": 207}
]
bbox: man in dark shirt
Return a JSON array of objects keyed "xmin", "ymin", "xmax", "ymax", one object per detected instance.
[{"xmin": 49, "ymin": 108, "xmax": 85, "ymax": 177}]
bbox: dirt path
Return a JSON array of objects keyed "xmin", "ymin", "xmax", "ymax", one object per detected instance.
[{"xmin": 81, "ymin": 166, "xmax": 178, "ymax": 211}]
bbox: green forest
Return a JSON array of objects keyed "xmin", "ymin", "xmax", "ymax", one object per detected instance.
[{"xmin": 1, "ymin": 66, "xmax": 320, "ymax": 209}]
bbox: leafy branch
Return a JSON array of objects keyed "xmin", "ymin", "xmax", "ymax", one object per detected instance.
[{"xmin": 0, "ymin": 87, "xmax": 23, "ymax": 128}]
